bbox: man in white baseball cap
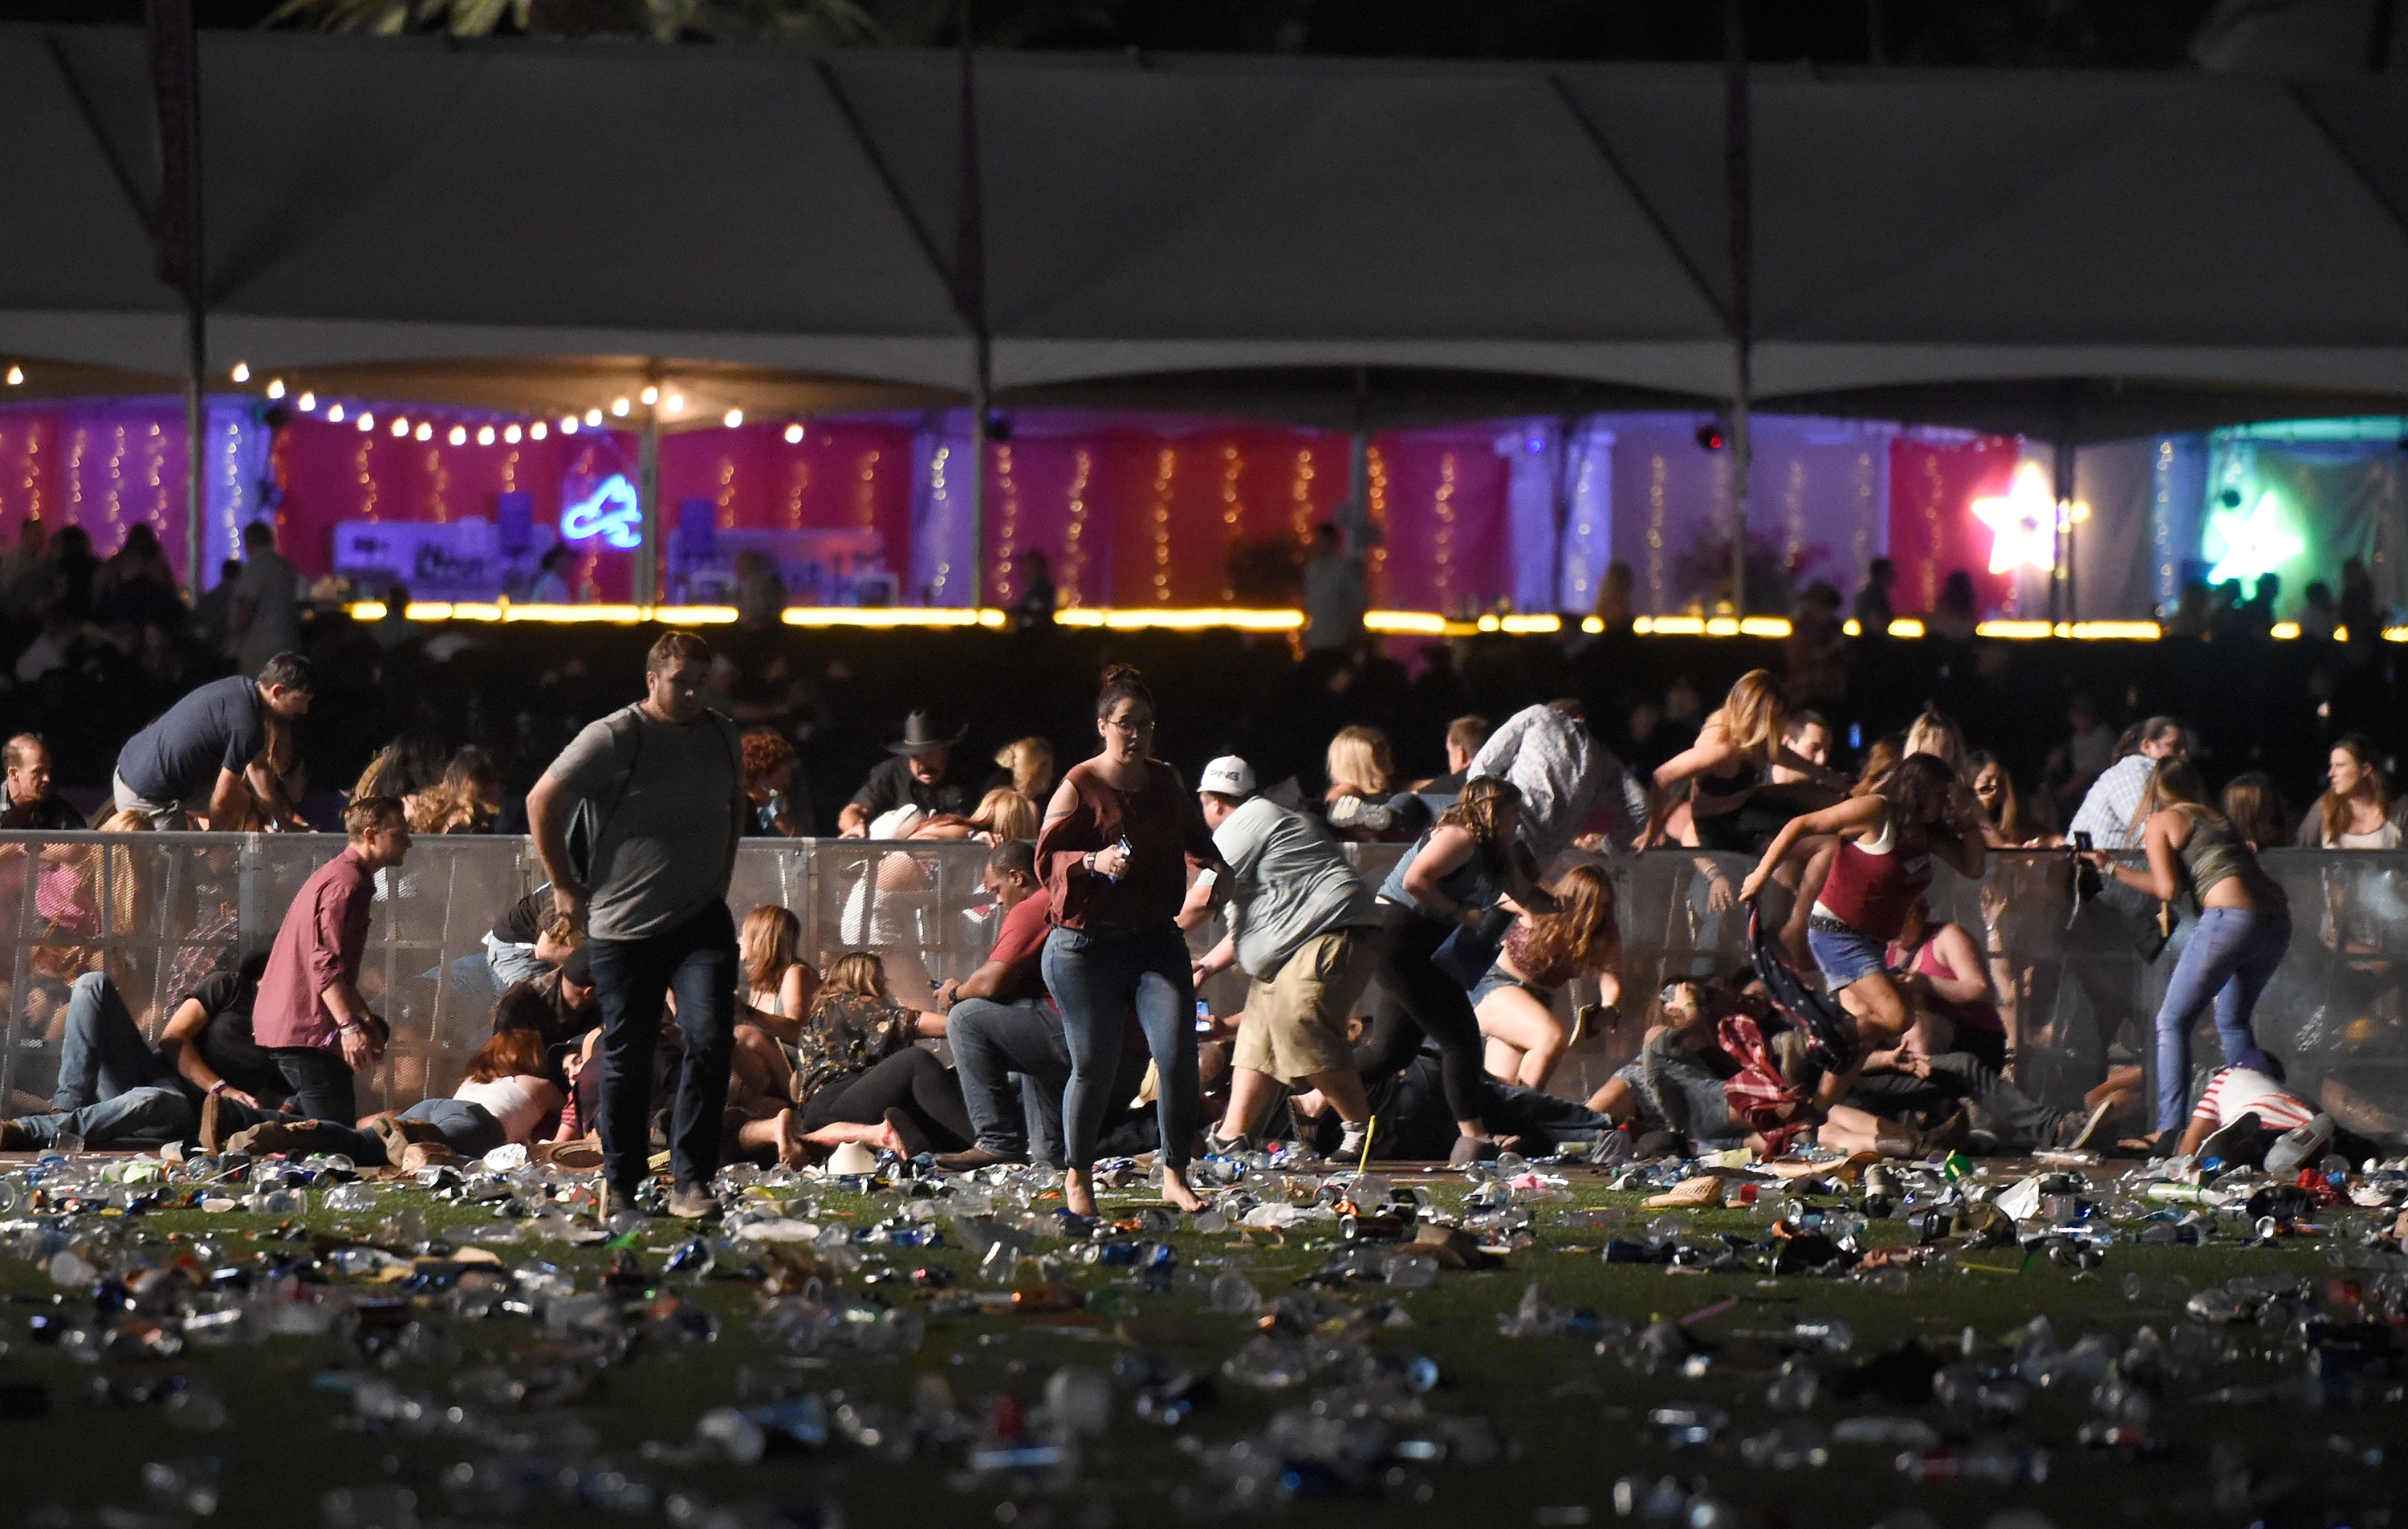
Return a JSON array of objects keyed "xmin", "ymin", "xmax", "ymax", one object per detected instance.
[{"xmin": 1191, "ymin": 755, "xmax": 1382, "ymax": 1159}]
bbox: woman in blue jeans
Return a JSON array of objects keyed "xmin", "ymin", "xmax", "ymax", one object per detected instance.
[
  {"xmin": 2083, "ymin": 757, "xmax": 2292, "ymax": 1149},
  {"xmin": 1035, "ymin": 665, "xmax": 1224, "ymax": 1218}
]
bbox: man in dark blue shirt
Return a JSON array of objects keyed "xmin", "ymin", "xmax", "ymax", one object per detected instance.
[{"xmin": 112, "ymin": 653, "xmax": 313, "ymax": 829}]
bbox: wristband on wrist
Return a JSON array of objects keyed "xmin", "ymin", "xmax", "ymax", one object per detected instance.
[{"xmin": 207, "ymin": 1079, "xmax": 227, "ymax": 1096}]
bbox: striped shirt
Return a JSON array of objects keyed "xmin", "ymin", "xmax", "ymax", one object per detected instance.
[{"xmin": 2191, "ymin": 1067, "xmax": 2315, "ymax": 1133}]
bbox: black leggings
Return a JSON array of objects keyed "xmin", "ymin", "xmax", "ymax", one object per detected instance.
[
  {"xmin": 799, "ymin": 1047, "xmax": 974, "ymax": 1150},
  {"xmin": 1354, "ymin": 901, "xmax": 1490, "ymax": 1127}
]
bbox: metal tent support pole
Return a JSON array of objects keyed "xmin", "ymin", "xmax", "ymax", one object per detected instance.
[
  {"xmin": 1724, "ymin": 0, "xmax": 1753, "ymax": 618},
  {"xmin": 955, "ymin": 0, "xmax": 990, "ymax": 609}
]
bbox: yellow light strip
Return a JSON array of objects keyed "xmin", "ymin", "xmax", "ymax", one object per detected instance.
[
  {"xmin": 331, "ymin": 601, "xmax": 2207, "ymax": 640},
  {"xmin": 2069, "ymin": 620, "xmax": 2162, "ymax": 640},
  {"xmin": 1057, "ymin": 607, "xmax": 1304, "ymax": 632},
  {"xmin": 2386, "ymin": 626, "xmax": 2408, "ymax": 643},
  {"xmin": 782, "ymin": 607, "xmax": 999, "ymax": 628},
  {"xmin": 2271, "ymin": 622, "xmax": 2301, "ymax": 640}
]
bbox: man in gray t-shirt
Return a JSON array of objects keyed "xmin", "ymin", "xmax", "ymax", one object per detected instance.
[{"xmin": 527, "ymin": 631, "xmax": 746, "ymax": 1220}]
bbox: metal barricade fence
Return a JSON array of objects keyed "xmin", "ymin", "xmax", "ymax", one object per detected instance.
[{"xmin": 3, "ymin": 833, "xmax": 2402, "ymax": 1129}]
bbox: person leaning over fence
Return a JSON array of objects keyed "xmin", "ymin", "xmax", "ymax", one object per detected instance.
[
  {"xmin": 1188, "ymin": 755, "xmax": 1384, "ymax": 1161},
  {"xmin": 245, "ymin": 795, "xmax": 413, "ymax": 1128},
  {"xmin": 526, "ymin": 630, "xmax": 745, "ymax": 1222},
  {"xmin": 111, "ymin": 652, "xmax": 315, "ymax": 830}
]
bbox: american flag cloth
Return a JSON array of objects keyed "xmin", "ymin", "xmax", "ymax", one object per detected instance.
[
  {"xmin": 2192, "ymin": 1066, "xmax": 2316, "ymax": 1133},
  {"xmin": 1717, "ymin": 1013, "xmax": 1812, "ymax": 1154}
]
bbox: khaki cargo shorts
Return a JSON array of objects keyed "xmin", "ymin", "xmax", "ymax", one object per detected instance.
[{"xmin": 1233, "ymin": 925, "xmax": 1379, "ymax": 1084}]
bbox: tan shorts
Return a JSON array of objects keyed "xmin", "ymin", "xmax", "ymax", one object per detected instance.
[{"xmin": 1234, "ymin": 926, "xmax": 1380, "ymax": 1084}]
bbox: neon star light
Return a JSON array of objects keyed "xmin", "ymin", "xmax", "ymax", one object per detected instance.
[
  {"xmin": 560, "ymin": 474, "xmax": 642, "ymax": 549},
  {"xmin": 2203, "ymin": 491, "xmax": 2304, "ymax": 587},
  {"xmin": 1970, "ymin": 461, "xmax": 2075, "ymax": 575}
]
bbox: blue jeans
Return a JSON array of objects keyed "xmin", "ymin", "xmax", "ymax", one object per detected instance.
[
  {"xmin": 2151, "ymin": 905, "xmax": 2292, "ymax": 1133},
  {"xmin": 18, "ymin": 1085, "xmax": 198, "ymax": 1148},
  {"xmin": 54, "ymin": 972, "xmax": 178, "ymax": 1110},
  {"xmin": 401, "ymin": 1096, "xmax": 507, "ymax": 1158},
  {"xmin": 587, "ymin": 901, "xmax": 738, "ymax": 1194},
  {"xmin": 484, "ymin": 934, "xmax": 550, "ymax": 991},
  {"xmin": 1042, "ymin": 923, "xmax": 1198, "ymax": 1173},
  {"xmin": 273, "ymin": 1047, "xmax": 359, "ymax": 1126},
  {"xmin": 947, "ymin": 997, "xmax": 1069, "ymax": 1161}
]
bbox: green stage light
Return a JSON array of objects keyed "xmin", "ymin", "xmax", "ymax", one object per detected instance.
[{"xmin": 2203, "ymin": 490, "xmax": 2304, "ymax": 587}]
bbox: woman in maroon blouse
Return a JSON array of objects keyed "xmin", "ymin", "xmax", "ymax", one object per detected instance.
[{"xmin": 1036, "ymin": 666, "xmax": 1222, "ymax": 1217}]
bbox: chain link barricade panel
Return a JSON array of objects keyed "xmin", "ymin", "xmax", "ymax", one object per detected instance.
[{"xmin": 6, "ymin": 834, "xmax": 2404, "ymax": 1128}]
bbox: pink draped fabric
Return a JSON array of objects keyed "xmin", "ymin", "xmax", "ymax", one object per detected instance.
[{"xmin": 0, "ymin": 400, "xmax": 196, "ymax": 586}]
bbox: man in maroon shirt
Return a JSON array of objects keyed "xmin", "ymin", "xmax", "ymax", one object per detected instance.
[
  {"xmin": 245, "ymin": 795, "xmax": 412, "ymax": 1126},
  {"xmin": 935, "ymin": 839, "xmax": 1145, "ymax": 1169}
]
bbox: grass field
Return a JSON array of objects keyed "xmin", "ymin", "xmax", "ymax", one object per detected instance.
[{"xmin": 0, "ymin": 1156, "xmax": 2397, "ymax": 1529}]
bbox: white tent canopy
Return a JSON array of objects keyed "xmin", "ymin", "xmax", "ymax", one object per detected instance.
[{"xmin": 7, "ymin": 27, "xmax": 2408, "ymax": 435}]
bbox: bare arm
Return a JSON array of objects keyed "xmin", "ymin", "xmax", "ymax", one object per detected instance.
[
  {"xmin": 1194, "ymin": 930, "xmax": 1238, "ymax": 983},
  {"xmin": 161, "ymin": 996, "xmax": 262, "ymax": 1107},
  {"xmin": 1400, "ymin": 825, "xmax": 1482, "ymax": 923},
  {"xmin": 1739, "ymin": 794, "xmax": 1885, "ymax": 902},
  {"xmin": 206, "ymin": 767, "xmax": 249, "ymax": 830},
  {"xmin": 837, "ymin": 801, "xmax": 871, "ymax": 836},
  {"xmin": 526, "ymin": 772, "xmax": 588, "ymax": 930}
]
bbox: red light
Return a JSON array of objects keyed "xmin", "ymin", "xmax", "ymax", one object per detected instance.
[{"xmin": 1696, "ymin": 424, "xmax": 1726, "ymax": 451}]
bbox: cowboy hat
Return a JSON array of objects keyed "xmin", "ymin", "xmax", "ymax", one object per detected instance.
[{"xmin": 886, "ymin": 710, "xmax": 968, "ymax": 754}]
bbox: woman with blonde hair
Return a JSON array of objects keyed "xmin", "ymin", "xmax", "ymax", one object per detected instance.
[
  {"xmin": 2082, "ymin": 757, "xmax": 2291, "ymax": 1150},
  {"xmin": 1324, "ymin": 725, "xmax": 1401, "ymax": 840},
  {"xmin": 2299, "ymin": 735, "xmax": 2406, "ymax": 848},
  {"xmin": 737, "ymin": 904, "xmax": 818, "ymax": 1043},
  {"xmin": 1646, "ymin": 669, "xmax": 1849, "ymax": 854},
  {"xmin": 990, "ymin": 737, "xmax": 1056, "ymax": 804},
  {"xmin": 1903, "ymin": 710, "xmax": 1968, "ymax": 780},
  {"xmin": 791, "ymin": 950, "xmax": 971, "ymax": 1157},
  {"xmin": 1474, "ymin": 862, "xmax": 1622, "ymax": 1090}
]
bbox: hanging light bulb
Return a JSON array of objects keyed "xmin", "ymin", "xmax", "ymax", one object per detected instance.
[
  {"xmin": 477, "ymin": 425, "xmax": 496, "ymax": 446},
  {"xmin": 531, "ymin": 421, "xmax": 548, "ymax": 441},
  {"xmin": 503, "ymin": 424, "xmax": 522, "ymax": 444},
  {"xmin": 415, "ymin": 423, "xmax": 433, "ymax": 441},
  {"xmin": 298, "ymin": 391, "xmax": 316, "ymax": 412},
  {"xmin": 611, "ymin": 397, "xmax": 631, "ymax": 417},
  {"xmin": 356, "ymin": 412, "xmax": 374, "ymax": 432},
  {"xmin": 4, "ymin": 365, "xmax": 22, "ymax": 386},
  {"xmin": 640, "ymin": 385, "xmax": 659, "ymax": 406},
  {"xmin": 326, "ymin": 402, "xmax": 344, "ymax": 421},
  {"xmin": 585, "ymin": 408, "xmax": 604, "ymax": 426},
  {"xmin": 390, "ymin": 417, "xmax": 409, "ymax": 437},
  {"xmin": 560, "ymin": 416, "xmax": 580, "ymax": 434},
  {"xmin": 663, "ymin": 392, "xmax": 685, "ymax": 414},
  {"xmin": 724, "ymin": 409, "xmax": 744, "ymax": 428},
  {"xmin": 448, "ymin": 425, "xmax": 468, "ymax": 446},
  {"xmin": 265, "ymin": 378, "xmax": 286, "ymax": 400},
  {"xmin": 784, "ymin": 424, "xmax": 805, "ymax": 444},
  {"xmin": 230, "ymin": 362, "xmax": 250, "ymax": 383}
]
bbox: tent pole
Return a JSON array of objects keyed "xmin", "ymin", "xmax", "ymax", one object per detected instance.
[
  {"xmin": 1724, "ymin": 0, "xmax": 1753, "ymax": 619},
  {"xmin": 954, "ymin": 0, "xmax": 990, "ymax": 611},
  {"xmin": 2052, "ymin": 435, "xmax": 2076, "ymax": 626},
  {"xmin": 637, "ymin": 408, "xmax": 660, "ymax": 608},
  {"xmin": 148, "ymin": 0, "xmax": 207, "ymax": 596}
]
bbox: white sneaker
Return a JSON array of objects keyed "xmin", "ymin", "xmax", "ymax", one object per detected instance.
[{"xmin": 2264, "ymin": 1114, "xmax": 2334, "ymax": 1178}]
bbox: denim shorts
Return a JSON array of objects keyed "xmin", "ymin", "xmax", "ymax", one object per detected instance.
[
  {"xmin": 1806, "ymin": 923, "xmax": 1889, "ymax": 990},
  {"xmin": 1469, "ymin": 963, "xmax": 1556, "ymax": 1009}
]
